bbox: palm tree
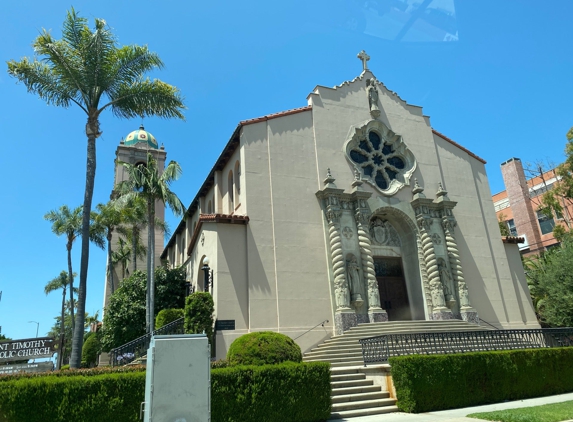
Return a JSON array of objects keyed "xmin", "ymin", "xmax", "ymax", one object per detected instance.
[
  {"xmin": 8, "ymin": 9, "xmax": 185, "ymax": 368},
  {"xmin": 94, "ymin": 201, "xmax": 129, "ymax": 295},
  {"xmin": 117, "ymin": 153, "xmax": 186, "ymax": 333},
  {"xmin": 112, "ymin": 237, "xmax": 132, "ymax": 281},
  {"xmin": 44, "ymin": 205, "xmax": 82, "ymax": 333},
  {"xmin": 45, "ymin": 271, "xmax": 77, "ymax": 370}
]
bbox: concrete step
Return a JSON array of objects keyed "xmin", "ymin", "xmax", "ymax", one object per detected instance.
[
  {"xmin": 330, "ymin": 360, "xmax": 365, "ymax": 368},
  {"xmin": 305, "ymin": 355, "xmax": 364, "ymax": 364},
  {"xmin": 332, "ymin": 390, "xmax": 389, "ymax": 404},
  {"xmin": 330, "ymin": 373, "xmax": 365, "ymax": 382},
  {"xmin": 330, "ymin": 405, "xmax": 400, "ymax": 419},
  {"xmin": 330, "ymin": 367, "xmax": 362, "ymax": 375},
  {"xmin": 304, "ymin": 350, "xmax": 362, "ymax": 358},
  {"xmin": 331, "ymin": 397, "xmax": 396, "ymax": 412},
  {"xmin": 330, "ymin": 379, "xmax": 373, "ymax": 389},
  {"xmin": 331, "ymin": 384, "xmax": 381, "ymax": 396}
]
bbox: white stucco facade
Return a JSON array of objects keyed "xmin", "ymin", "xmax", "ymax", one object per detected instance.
[{"xmin": 162, "ymin": 63, "xmax": 539, "ymax": 359}]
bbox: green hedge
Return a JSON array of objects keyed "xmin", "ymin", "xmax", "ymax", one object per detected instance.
[
  {"xmin": 227, "ymin": 331, "xmax": 302, "ymax": 366},
  {"xmin": 390, "ymin": 347, "xmax": 573, "ymax": 413},
  {"xmin": 0, "ymin": 362, "xmax": 330, "ymax": 422},
  {"xmin": 211, "ymin": 362, "xmax": 331, "ymax": 422},
  {"xmin": 0, "ymin": 372, "xmax": 145, "ymax": 422},
  {"xmin": 184, "ymin": 292, "xmax": 214, "ymax": 344}
]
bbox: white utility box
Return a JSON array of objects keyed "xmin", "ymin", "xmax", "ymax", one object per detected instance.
[{"xmin": 142, "ymin": 334, "xmax": 210, "ymax": 422}]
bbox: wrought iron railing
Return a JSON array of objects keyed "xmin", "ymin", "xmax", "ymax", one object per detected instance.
[
  {"xmin": 359, "ymin": 328, "xmax": 573, "ymax": 366},
  {"xmin": 109, "ymin": 317, "xmax": 185, "ymax": 366}
]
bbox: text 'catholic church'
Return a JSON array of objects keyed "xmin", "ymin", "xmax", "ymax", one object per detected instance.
[{"xmin": 115, "ymin": 52, "xmax": 539, "ymax": 358}]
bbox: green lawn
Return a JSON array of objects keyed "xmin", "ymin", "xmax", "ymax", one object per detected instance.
[{"xmin": 468, "ymin": 400, "xmax": 573, "ymax": 422}]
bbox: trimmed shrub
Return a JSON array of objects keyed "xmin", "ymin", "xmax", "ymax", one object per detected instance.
[
  {"xmin": 0, "ymin": 364, "xmax": 145, "ymax": 383},
  {"xmin": 211, "ymin": 362, "xmax": 331, "ymax": 422},
  {"xmin": 227, "ymin": 331, "xmax": 302, "ymax": 366},
  {"xmin": 155, "ymin": 308, "xmax": 184, "ymax": 330},
  {"xmin": 81, "ymin": 332, "xmax": 101, "ymax": 367},
  {"xmin": 390, "ymin": 347, "xmax": 573, "ymax": 413},
  {"xmin": 0, "ymin": 362, "xmax": 329, "ymax": 422},
  {"xmin": 0, "ymin": 372, "xmax": 145, "ymax": 422},
  {"xmin": 184, "ymin": 292, "xmax": 214, "ymax": 343}
]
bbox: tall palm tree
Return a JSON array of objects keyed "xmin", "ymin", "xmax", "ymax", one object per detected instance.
[
  {"xmin": 8, "ymin": 9, "xmax": 185, "ymax": 368},
  {"xmin": 117, "ymin": 153, "xmax": 186, "ymax": 333},
  {"xmin": 112, "ymin": 237, "xmax": 133, "ymax": 280},
  {"xmin": 45, "ymin": 271, "xmax": 77, "ymax": 370},
  {"xmin": 44, "ymin": 205, "xmax": 82, "ymax": 333}
]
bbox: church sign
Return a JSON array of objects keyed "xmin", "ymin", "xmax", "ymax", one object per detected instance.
[
  {"xmin": 0, "ymin": 337, "xmax": 55, "ymax": 363},
  {"xmin": 0, "ymin": 361, "xmax": 54, "ymax": 375}
]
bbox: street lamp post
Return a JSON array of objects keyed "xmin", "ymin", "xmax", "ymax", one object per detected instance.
[
  {"xmin": 202, "ymin": 257, "xmax": 211, "ymax": 293},
  {"xmin": 28, "ymin": 321, "xmax": 39, "ymax": 338}
]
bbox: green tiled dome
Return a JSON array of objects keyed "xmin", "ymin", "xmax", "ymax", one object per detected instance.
[{"xmin": 124, "ymin": 125, "xmax": 158, "ymax": 149}]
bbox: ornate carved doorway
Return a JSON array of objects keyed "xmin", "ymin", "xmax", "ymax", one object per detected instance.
[{"xmin": 374, "ymin": 257, "xmax": 412, "ymax": 321}]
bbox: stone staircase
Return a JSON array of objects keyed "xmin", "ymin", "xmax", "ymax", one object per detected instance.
[
  {"xmin": 330, "ymin": 366, "xmax": 398, "ymax": 419},
  {"xmin": 304, "ymin": 320, "xmax": 494, "ymax": 418}
]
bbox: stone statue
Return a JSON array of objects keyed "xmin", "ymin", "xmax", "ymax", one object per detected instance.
[
  {"xmin": 438, "ymin": 259, "xmax": 456, "ymax": 309},
  {"xmin": 346, "ymin": 256, "xmax": 365, "ymax": 308},
  {"xmin": 334, "ymin": 278, "xmax": 351, "ymax": 310},
  {"xmin": 366, "ymin": 78, "xmax": 381, "ymax": 118}
]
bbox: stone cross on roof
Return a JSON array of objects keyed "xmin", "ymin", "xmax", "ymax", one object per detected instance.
[{"xmin": 357, "ymin": 50, "xmax": 370, "ymax": 71}]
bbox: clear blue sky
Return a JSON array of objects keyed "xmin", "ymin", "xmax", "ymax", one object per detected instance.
[{"xmin": 1, "ymin": 0, "xmax": 572, "ymax": 342}]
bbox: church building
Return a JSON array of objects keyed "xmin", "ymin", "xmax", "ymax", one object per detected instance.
[{"xmin": 160, "ymin": 52, "xmax": 539, "ymax": 358}]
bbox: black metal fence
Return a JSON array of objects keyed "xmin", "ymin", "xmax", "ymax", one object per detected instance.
[
  {"xmin": 109, "ymin": 317, "xmax": 185, "ymax": 366},
  {"xmin": 359, "ymin": 328, "xmax": 573, "ymax": 366}
]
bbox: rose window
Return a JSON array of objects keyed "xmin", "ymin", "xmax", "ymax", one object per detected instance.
[{"xmin": 349, "ymin": 131, "xmax": 406, "ymax": 190}]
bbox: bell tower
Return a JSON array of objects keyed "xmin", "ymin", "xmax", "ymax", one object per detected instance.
[{"xmin": 104, "ymin": 125, "xmax": 167, "ymax": 304}]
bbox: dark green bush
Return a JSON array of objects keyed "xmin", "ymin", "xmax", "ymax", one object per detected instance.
[
  {"xmin": 211, "ymin": 362, "xmax": 331, "ymax": 422},
  {"xmin": 155, "ymin": 308, "xmax": 184, "ymax": 329},
  {"xmin": 390, "ymin": 347, "xmax": 573, "ymax": 413},
  {"xmin": 211, "ymin": 359, "xmax": 229, "ymax": 369},
  {"xmin": 81, "ymin": 332, "xmax": 101, "ymax": 367},
  {"xmin": 0, "ymin": 372, "xmax": 145, "ymax": 422},
  {"xmin": 0, "ymin": 362, "xmax": 329, "ymax": 422},
  {"xmin": 227, "ymin": 331, "xmax": 302, "ymax": 366},
  {"xmin": 184, "ymin": 292, "xmax": 214, "ymax": 343}
]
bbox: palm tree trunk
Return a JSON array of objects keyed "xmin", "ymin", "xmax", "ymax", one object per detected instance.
[
  {"xmin": 132, "ymin": 226, "xmax": 138, "ymax": 274},
  {"xmin": 66, "ymin": 243, "xmax": 75, "ymax": 334},
  {"xmin": 147, "ymin": 199, "xmax": 156, "ymax": 333},
  {"xmin": 70, "ymin": 122, "xmax": 97, "ymax": 369},
  {"xmin": 57, "ymin": 286, "xmax": 66, "ymax": 370},
  {"xmin": 107, "ymin": 231, "xmax": 114, "ymax": 295}
]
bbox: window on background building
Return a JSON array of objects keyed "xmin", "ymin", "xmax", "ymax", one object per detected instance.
[
  {"xmin": 228, "ymin": 170, "xmax": 234, "ymax": 212},
  {"xmin": 537, "ymin": 210, "xmax": 555, "ymax": 235},
  {"xmin": 507, "ymin": 219, "xmax": 518, "ymax": 236}
]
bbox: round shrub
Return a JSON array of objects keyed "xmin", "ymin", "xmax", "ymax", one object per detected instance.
[
  {"xmin": 227, "ymin": 331, "xmax": 302, "ymax": 366},
  {"xmin": 155, "ymin": 308, "xmax": 184, "ymax": 330},
  {"xmin": 82, "ymin": 333, "xmax": 101, "ymax": 367}
]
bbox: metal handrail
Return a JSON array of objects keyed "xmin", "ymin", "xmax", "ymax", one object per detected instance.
[
  {"xmin": 479, "ymin": 319, "xmax": 500, "ymax": 330},
  {"xmin": 109, "ymin": 317, "xmax": 185, "ymax": 366},
  {"xmin": 293, "ymin": 319, "xmax": 329, "ymax": 341},
  {"xmin": 359, "ymin": 328, "xmax": 573, "ymax": 366}
]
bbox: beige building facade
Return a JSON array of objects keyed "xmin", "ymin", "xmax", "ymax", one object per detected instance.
[{"xmin": 162, "ymin": 53, "xmax": 539, "ymax": 359}]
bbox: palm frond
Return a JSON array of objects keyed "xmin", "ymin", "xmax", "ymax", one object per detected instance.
[
  {"xmin": 105, "ymin": 78, "xmax": 185, "ymax": 120},
  {"xmin": 107, "ymin": 45, "xmax": 164, "ymax": 95}
]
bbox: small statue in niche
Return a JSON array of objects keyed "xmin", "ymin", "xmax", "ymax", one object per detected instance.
[
  {"xmin": 334, "ymin": 278, "xmax": 351, "ymax": 310},
  {"xmin": 366, "ymin": 78, "xmax": 381, "ymax": 118},
  {"xmin": 438, "ymin": 259, "xmax": 456, "ymax": 309},
  {"xmin": 346, "ymin": 256, "xmax": 365, "ymax": 308}
]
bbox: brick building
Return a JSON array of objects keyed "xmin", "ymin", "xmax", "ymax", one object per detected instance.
[{"xmin": 493, "ymin": 158, "xmax": 573, "ymax": 255}]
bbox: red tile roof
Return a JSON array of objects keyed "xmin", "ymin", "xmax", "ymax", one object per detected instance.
[
  {"xmin": 240, "ymin": 106, "xmax": 312, "ymax": 126},
  {"xmin": 432, "ymin": 129, "xmax": 486, "ymax": 164}
]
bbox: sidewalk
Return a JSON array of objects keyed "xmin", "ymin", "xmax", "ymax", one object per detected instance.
[{"xmin": 328, "ymin": 392, "xmax": 573, "ymax": 422}]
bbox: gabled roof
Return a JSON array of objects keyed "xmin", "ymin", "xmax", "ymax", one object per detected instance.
[{"xmin": 432, "ymin": 129, "xmax": 486, "ymax": 164}]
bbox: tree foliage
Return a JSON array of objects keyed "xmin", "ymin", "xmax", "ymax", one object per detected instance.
[
  {"xmin": 524, "ymin": 236, "xmax": 573, "ymax": 327},
  {"xmin": 184, "ymin": 293, "xmax": 214, "ymax": 344},
  {"xmin": 8, "ymin": 8, "xmax": 185, "ymax": 368},
  {"xmin": 100, "ymin": 266, "xmax": 186, "ymax": 351}
]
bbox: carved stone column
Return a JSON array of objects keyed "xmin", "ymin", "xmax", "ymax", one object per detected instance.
[
  {"xmin": 417, "ymin": 234, "xmax": 433, "ymax": 317},
  {"xmin": 436, "ymin": 183, "xmax": 479, "ymax": 324},
  {"xmin": 443, "ymin": 218, "xmax": 479, "ymax": 324},
  {"xmin": 352, "ymin": 174, "xmax": 388, "ymax": 323},
  {"xmin": 411, "ymin": 181, "xmax": 453, "ymax": 320},
  {"xmin": 316, "ymin": 170, "xmax": 357, "ymax": 335}
]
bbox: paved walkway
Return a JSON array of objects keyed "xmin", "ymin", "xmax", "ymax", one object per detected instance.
[{"xmin": 328, "ymin": 392, "xmax": 573, "ymax": 422}]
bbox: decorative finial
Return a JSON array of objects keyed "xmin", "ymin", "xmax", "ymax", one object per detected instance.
[
  {"xmin": 357, "ymin": 50, "xmax": 370, "ymax": 72},
  {"xmin": 120, "ymin": 137, "xmax": 125, "ymax": 145},
  {"xmin": 323, "ymin": 168, "xmax": 337, "ymax": 188},
  {"xmin": 412, "ymin": 178, "xmax": 425, "ymax": 197},
  {"xmin": 139, "ymin": 124, "xmax": 145, "ymax": 130},
  {"xmin": 352, "ymin": 168, "xmax": 363, "ymax": 190},
  {"xmin": 436, "ymin": 182, "xmax": 449, "ymax": 200}
]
